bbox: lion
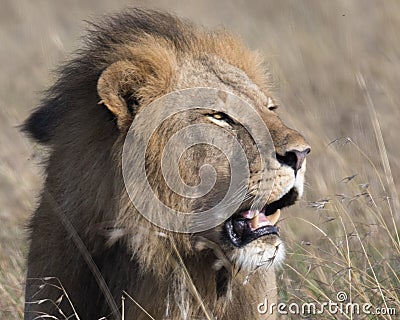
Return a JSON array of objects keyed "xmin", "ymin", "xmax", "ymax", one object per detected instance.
[{"xmin": 23, "ymin": 9, "xmax": 310, "ymax": 320}]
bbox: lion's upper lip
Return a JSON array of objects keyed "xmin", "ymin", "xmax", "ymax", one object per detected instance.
[{"xmin": 224, "ymin": 188, "xmax": 299, "ymax": 247}]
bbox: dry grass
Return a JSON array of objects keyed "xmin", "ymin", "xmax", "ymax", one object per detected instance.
[{"xmin": 1, "ymin": 0, "xmax": 399, "ymax": 319}]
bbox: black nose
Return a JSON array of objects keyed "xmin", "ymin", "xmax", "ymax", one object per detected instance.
[{"xmin": 276, "ymin": 148, "xmax": 311, "ymax": 173}]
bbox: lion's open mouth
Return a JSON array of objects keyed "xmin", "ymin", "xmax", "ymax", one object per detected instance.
[{"xmin": 224, "ymin": 188, "xmax": 299, "ymax": 247}]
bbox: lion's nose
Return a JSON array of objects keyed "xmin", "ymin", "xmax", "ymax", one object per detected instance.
[{"xmin": 276, "ymin": 147, "xmax": 311, "ymax": 173}]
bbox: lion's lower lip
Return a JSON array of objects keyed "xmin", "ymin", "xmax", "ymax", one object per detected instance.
[{"xmin": 224, "ymin": 218, "xmax": 279, "ymax": 248}]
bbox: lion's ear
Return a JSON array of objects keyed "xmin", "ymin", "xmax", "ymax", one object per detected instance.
[
  {"xmin": 97, "ymin": 61, "xmax": 141, "ymax": 129},
  {"xmin": 97, "ymin": 45, "xmax": 174, "ymax": 130}
]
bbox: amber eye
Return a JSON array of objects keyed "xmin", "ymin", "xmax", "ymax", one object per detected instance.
[
  {"xmin": 212, "ymin": 113, "xmax": 224, "ymax": 120},
  {"xmin": 207, "ymin": 112, "xmax": 235, "ymax": 127},
  {"xmin": 212, "ymin": 112, "xmax": 234, "ymax": 124}
]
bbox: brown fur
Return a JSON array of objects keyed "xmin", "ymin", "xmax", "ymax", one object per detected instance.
[{"xmin": 23, "ymin": 9, "xmax": 309, "ymax": 320}]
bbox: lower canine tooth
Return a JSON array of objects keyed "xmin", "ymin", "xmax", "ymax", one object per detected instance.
[{"xmin": 268, "ymin": 209, "xmax": 281, "ymax": 225}]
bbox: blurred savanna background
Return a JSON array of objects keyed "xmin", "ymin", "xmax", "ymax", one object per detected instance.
[{"xmin": 1, "ymin": 0, "xmax": 399, "ymax": 319}]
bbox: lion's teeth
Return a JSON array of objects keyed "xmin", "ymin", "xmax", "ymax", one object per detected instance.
[
  {"xmin": 268, "ymin": 209, "xmax": 281, "ymax": 225},
  {"xmin": 250, "ymin": 213, "xmax": 259, "ymax": 229},
  {"xmin": 248, "ymin": 209, "xmax": 281, "ymax": 230}
]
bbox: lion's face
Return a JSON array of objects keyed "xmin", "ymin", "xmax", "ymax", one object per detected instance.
[
  {"xmin": 166, "ymin": 57, "xmax": 311, "ymax": 272},
  {"xmin": 173, "ymin": 104, "xmax": 309, "ymax": 273}
]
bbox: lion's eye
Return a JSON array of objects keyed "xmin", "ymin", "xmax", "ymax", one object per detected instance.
[{"xmin": 208, "ymin": 112, "xmax": 235, "ymax": 127}]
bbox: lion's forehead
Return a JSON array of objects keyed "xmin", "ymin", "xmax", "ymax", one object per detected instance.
[{"xmin": 175, "ymin": 56, "xmax": 270, "ymax": 110}]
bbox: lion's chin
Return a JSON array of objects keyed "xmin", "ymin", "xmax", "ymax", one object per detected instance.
[{"xmin": 228, "ymin": 236, "xmax": 285, "ymax": 272}]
